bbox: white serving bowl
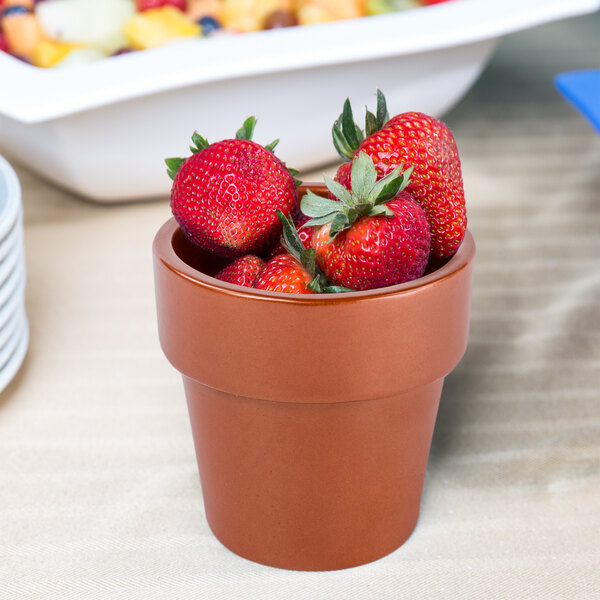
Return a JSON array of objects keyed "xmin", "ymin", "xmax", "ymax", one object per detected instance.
[{"xmin": 0, "ymin": 0, "xmax": 598, "ymax": 202}]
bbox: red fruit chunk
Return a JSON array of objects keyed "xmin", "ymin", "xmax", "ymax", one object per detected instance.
[
  {"xmin": 214, "ymin": 255, "xmax": 266, "ymax": 288},
  {"xmin": 254, "ymin": 254, "xmax": 315, "ymax": 294},
  {"xmin": 136, "ymin": 0, "xmax": 186, "ymax": 12}
]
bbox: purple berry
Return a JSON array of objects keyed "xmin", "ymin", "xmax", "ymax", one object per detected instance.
[
  {"xmin": 198, "ymin": 15, "xmax": 221, "ymax": 36},
  {"xmin": 1, "ymin": 6, "xmax": 30, "ymax": 19}
]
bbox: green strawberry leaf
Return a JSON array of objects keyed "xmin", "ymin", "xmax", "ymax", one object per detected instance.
[
  {"xmin": 375, "ymin": 89, "xmax": 390, "ymax": 130},
  {"xmin": 277, "ymin": 209, "xmax": 306, "ymax": 259},
  {"xmin": 190, "ymin": 131, "xmax": 209, "ymax": 153},
  {"xmin": 324, "ymin": 175, "xmax": 353, "ymax": 206},
  {"xmin": 265, "ymin": 138, "xmax": 279, "ymax": 152},
  {"xmin": 307, "ymin": 277, "xmax": 324, "ymax": 293},
  {"xmin": 301, "ymin": 191, "xmax": 343, "ymax": 218},
  {"xmin": 371, "ymin": 164, "xmax": 413, "ymax": 204},
  {"xmin": 236, "ymin": 116, "xmax": 257, "ymax": 140},
  {"xmin": 350, "ymin": 152, "xmax": 378, "ymax": 199},
  {"xmin": 341, "ymin": 98, "xmax": 364, "ymax": 150},
  {"xmin": 303, "ymin": 212, "xmax": 335, "ymax": 227},
  {"xmin": 300, "ymin": 247, "xmax": 317, "ymax": 278},
  {"xmin": 304, "ymin": 213, "xmax": 338, "ymax": 228},
  {"xmin": 365, "ymin": 109, "xmax": 379, "ymax": 137},
  {"xmin": 276, "ymin": 210, "xmax": 334, "ymax": 294},
  {"xmin": 329, "ymin": 212, "xmax": 350, "ymax": 237},
  {"xmin": 323, "ymin": 285, "xmax": 355, "ymax": 293},
  {"xmin": 165, "ymin": 157, "xmax": 185, "ymax": 180},
  {"xmin": 332, "ymin": 118, "xmax": 355, "ymax": 160},
  {"xmin": 371, "ymin": 164, "xmax": 403, "ymax": 202},
  {"xmin": 369, "ymin": 204, "xmax": 395, "ymax": 217}
]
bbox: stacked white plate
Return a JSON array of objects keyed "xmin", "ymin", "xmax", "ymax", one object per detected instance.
[{"xmin": 0, "ymin": 155, "xmax": 28, "ymax": 393}]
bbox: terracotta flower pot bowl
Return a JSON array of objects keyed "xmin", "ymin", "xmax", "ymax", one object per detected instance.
[{"xmin": 153, "ymin": 184, "xmax": 476, "ymax": 571}]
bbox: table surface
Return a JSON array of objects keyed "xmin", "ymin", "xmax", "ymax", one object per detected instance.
[{"xmin": 2, "ymin": 13, "xmax": 600, "ymax": 600}]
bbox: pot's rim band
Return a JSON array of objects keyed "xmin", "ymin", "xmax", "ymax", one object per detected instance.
[{"xmin": 153, "ymin": 183, "xmax": 475, "ymax": 304}]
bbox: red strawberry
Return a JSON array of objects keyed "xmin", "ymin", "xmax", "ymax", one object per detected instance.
[
  {"xmin": 167, "ymin": 118, "xmax": 298, "ymax": 258},
  {"xmin": 332, "ymin": 91, "xmax": 466, "ymax": 259},
  {"xmin": 215, "ymin": 255, "xmax": 266, "ymax": 287},
  {"xmin": 254, "ymin": 254, "xmax": 316, "ymax": 294},
  {"xmin": 302, "ymin": 152, "xmax": 430, "ymax": 291}
]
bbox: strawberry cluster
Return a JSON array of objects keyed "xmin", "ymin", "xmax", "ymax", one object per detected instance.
[{"xmin": 166, "ymin": 90, "xmax": 467, "ymax": 294}]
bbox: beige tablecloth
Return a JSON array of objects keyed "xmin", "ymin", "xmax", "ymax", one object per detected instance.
[{"xmin": 1, "ymin": 13, "xmax": 600, "ymax": 600}]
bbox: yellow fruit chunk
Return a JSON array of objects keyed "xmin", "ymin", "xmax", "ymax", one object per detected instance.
[
  {"xmin": 124, "ymin": 6, "xmax": 202, "ymax": 50},
  {"xmin": 31, "ymin": 39, "xmax": 80, "ymax": 68},
  {"xmin": 297, "ymin": 0, "xmax": 364, "ymax": 25},
  {"xmin": 296, "ymin": 5, "xmax": 333, "ymax": 24},
  {"xmin": 3, "ymin": 13, "xmax": 44, "ymax": 59},
  {"xmin": 222, "ymin": 0, "xmax": 293, "ymax": 32}
]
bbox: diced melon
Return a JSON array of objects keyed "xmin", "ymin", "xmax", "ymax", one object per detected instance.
[
  {"xmin": 54, "ymin": 46, "xmax": 108, "ymax": 68},
  {"xmin": 36, "ymin": 0, "xmax": 136, "ymax": 54}
]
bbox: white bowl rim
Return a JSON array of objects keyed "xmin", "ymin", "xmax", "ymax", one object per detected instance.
[{"xmin": 0, "ymin": 0, "xmax": 598, "ymax": 123}]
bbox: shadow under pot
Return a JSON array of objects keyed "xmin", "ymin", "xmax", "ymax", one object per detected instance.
[{"xmin": 152, "ymin": 183, "xmax": 476, "ymax": 571}]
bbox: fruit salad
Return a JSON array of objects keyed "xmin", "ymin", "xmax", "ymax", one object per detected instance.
[
  {"xmin": 166, "ymin": 90, "xmax": 467, "ymax": 294},
  {"xmin": 0, "ymin": 0, "xmax": 454, "ymax": 69}
]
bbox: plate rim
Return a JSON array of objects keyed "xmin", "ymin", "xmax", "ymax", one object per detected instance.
[
  {"xmin": 0, "ymin": 260, "xmax": 26, "ymax": 319},
  {"xmin": 0, "ymin": 313, "xmax": 29, "ymax": 393},
  {"xmin": 0, "ymin": 312, "xmax": 26, "ymax": 373},
  {"xmin": 0, "ymin": 216, "xmax": 24, "ymax": 263},
  {"xmin": 0, "ymin": 302, "xmax": 23, "ymax": 349},
  {"xmin": 0, "ymin": 156, "xmax": 22, "ymax": 242}
]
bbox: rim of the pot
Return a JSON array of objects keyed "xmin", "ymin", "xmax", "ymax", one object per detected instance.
[{"xmin": 154, "ymin": 183, "xmax": 475, "ymax": 304}]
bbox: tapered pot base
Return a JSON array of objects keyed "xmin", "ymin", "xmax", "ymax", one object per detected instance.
[{"xmin": 184, "ymin": 377, "xmax": 443, "ymax": 571}]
